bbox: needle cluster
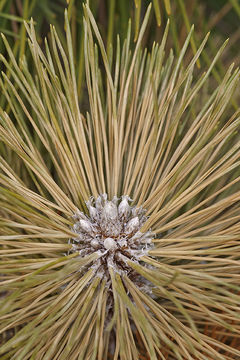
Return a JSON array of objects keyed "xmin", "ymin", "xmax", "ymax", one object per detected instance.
[{"xmin": 0, "ymin": 4, "xmax": 240, "ymax": 360}]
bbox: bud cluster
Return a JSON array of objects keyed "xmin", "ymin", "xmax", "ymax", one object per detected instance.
[{"xmin": 70, "ymin": 194, "xmax": 153, "ymax": 285}]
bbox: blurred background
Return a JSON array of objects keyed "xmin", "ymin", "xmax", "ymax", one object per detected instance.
[{"xmin": 0, "ymin": 0, "xmax": 239, "ymax": 103}]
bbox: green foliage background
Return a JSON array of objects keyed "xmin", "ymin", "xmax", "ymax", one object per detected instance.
[{"xmin": 0, "ymin": 0, "xmax": 239, "ymax": 104}]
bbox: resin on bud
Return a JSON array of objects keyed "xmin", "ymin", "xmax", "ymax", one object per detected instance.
[
  {"xmin": 125, "ymin": 216, "xmax": 140, "ymax": 234},
  {"xmin": 104, "ymin": 237, "xmax": 117, "ymax": 250},
  {"xmin": 79, "ymin": 219, "xmax": 92, "ymax": 233},
  {"xmin": 69, "ymin": 194, "xmax": 153, "ymax": 287},
  {"xmin": 103, "ymin": 201, "xmax": 118, "ymax": 221},
  {"xmin": 118, "ymin": 195, "xmax": 132, "ymax": 218}
]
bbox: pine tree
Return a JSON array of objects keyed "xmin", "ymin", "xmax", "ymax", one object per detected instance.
[{"xmin": 0, "ymin": 5, "xmax": 240, "ymax": 359}]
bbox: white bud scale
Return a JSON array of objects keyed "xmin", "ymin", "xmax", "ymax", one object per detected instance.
[
  {"xmin": 104, "ymin": 237, "xmax": 117, "ymax": 250},
  {"xmin": 69, "ymin": 194, "xmax": 153, "ymax": 288}
]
